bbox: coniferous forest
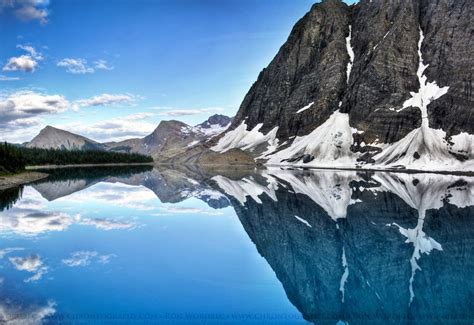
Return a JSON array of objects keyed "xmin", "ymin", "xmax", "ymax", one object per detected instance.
[{"xmin": 0, "ymin": 142, "xmax": 153, "ymax": 175}]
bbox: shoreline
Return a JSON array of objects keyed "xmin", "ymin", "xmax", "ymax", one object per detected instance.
[
  {"xmin": 265, "ymin": 163, "xmax": 474, "ymax": 177},
  {"xmin": 0, "ymin": 162, "xmax": 469, "ymax": 190},
  {"xmin": 0, "ymin": 171, "xmax": 49, "ymax": 190}
]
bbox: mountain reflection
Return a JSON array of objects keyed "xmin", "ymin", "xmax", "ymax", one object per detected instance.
[
  {"xmin": 218, "ymin": 169, "xmax": 474, "ymax": 324},
  {"xmin": 0, "ymin": 166, "xmax": 473, "ymax": 324}
]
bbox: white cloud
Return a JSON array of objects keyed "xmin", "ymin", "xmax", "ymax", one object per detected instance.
[
  {"xmin": 156, "ymin": 107, "xmax": 225, "ymax": 117},
  {"xmin": 15, "ymin": 4, "xmax": 48, "ymax": 24},
  {"xmin": 0, "ymin": 0, "xmax": 50, "ymax": 24},
  {"xmin": 126, "ymin": 112, "xmax": 155, "ymax": 120},
  {"xmin": 57, "ymin": 58, "xmax": 94, "ymax": 74},
  {"xmin": 58, "ymin": 113, "xmax": 156, "ymax": 142},
  {"xmin": 0, "ymin": 90, "xmax": 69, "ymax": 142},
  {"xmin": 17, "ymin": 44, "xmax": 43, "ymax": 60},
  {"xmin": 3, "ymin": 54, "xmax": 38, "ymax": 72},
  {"xmin": 0, "ymin": 90, "xmax": 68, "ymax": 124},
  {"xmin": 62, "ymin": 251, "xmax": 116, "ymax": 267},
  {"xmin": 2, "ymin": 44, "xmax": 43, "ymax": 72},
  {"xmin": 76, "ymin": 93, "xmax": 137, "ymax": 107},
  {"xmin": 94, "ymin": 59, "xmax": 113, "ymax": 70},
  {"xmin": 57, "ymin": 58, "xmax": 113, "ymax": 74},
  {"xmin": 97, "ymin": 254, "xmax": 115, "ymax": 264},
  {"xmin": 0, "ymin": 74, "xmax": 20, "ymax": 81},
  {"xmin": 0, "ymin": 247, "xmax": 24, "ymax": 259},
  {"xmin": 9, "ymin": 254, "xmax": 48, "ymax": 282}
]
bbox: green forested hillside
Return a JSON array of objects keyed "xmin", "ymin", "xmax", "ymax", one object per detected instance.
[{"xmin": 0, "ymin": 142, "xmax": 153, "ymax": 175}]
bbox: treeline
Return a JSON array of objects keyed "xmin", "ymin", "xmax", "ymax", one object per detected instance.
[
  {"xmin": 0, "ymin": 142, "xmax": 153, "ymax": 174},
  {"xmin": 0, "ymin": 142, "xmax": 25, "ymax": 174}
]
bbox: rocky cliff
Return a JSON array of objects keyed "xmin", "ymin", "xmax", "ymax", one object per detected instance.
[{"xmin": 211, "ymin": 0, "xmax": 473, "ymax": 172}]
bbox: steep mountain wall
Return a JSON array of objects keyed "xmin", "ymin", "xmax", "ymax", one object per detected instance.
[{"xmin": 213, "ymin": 0, "xmax": 473, "ymax": 172}]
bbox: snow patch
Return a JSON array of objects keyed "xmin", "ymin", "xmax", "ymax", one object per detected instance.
[
  {"xmin": 373, "ymin": 30, "xmax": 390, "ymax": 50},
  {"xmin": 267, "ymin": 110, "xmax": 358, "ymax": 168},
  {"xmin": 195, "ymin": 122, "xmax": 231, "ymax": 137},
  {"xmin": 211, "ymin": 121, "xmax": 279, "ymax": 155},
  {"xmin": 294, "ymin": 215, "xmax": 312, "ymax": 227},
  {"xmin": 186, "ymin": 140, "xmax": 200, "ymax": 148},
  {"xmin": 296, "ymin": 102, "xmax": 314, "ymax": 114},
  {"xmin": 346, "ymin": 25, "xmax": 354, "ymax": 83}
]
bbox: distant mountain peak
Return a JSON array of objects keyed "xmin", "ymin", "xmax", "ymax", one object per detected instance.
[
  {"xmin": 27, "ymin": 126, "xmax": 104, "ymax": 151},
  {"xmin": 195, "ymin": 114, "xmax": 232, "ymax": 137}
]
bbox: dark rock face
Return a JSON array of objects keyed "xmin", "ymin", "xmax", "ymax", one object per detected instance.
[
  {"xmin": 195, "ymin": 114, "xmax": 232, "ymax": 130},
  {"xmin": 233, "ymin": 0, "xmax": 350, "ymax": 139},
  {"xmin": 345, "ymin": 0, "xmax": 422, "ymax": 143},
  {"xmin": 420, "ymin": 0, "xmax": 474, "ymax": 136},
  {"xmin": 229, "ymin": 0, "xmax": 473, "ymax": 144}
]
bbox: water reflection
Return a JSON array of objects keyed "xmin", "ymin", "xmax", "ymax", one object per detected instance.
[
  {"xmin": 0, "ymin": 165, "xmax": 473, "ymax": 324},
  {"xmin": 219, "ymin": 169, "xmax": 474, "ymax": 324}
]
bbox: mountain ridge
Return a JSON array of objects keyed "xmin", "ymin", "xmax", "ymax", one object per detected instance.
[{"xmin": 25, "ymin": 114, "xmax": 233, "ymax": 160}]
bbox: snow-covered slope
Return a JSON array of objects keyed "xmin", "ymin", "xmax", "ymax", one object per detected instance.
[
  {"xmin": 266, "ymin": 110, "xmax": 359, "ymax": 167},
  {"xmin": 211, "ymin": 121, "xmax": 279, "ymax": 157}
]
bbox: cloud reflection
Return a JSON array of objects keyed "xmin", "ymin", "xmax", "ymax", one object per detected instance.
[
  {"xmin": 9, "ymin": 254, "xmax": 48, "ymax": 282},
  {"xmin": 62, "ymin": 251, "xmax": 116, "ymax": 267}
]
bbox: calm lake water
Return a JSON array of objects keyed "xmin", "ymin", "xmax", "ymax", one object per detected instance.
[{"xmin": 0, "ymin": 166, "xmax": 473, "ymax": 324}]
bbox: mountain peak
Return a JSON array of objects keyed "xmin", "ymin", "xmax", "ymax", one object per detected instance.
[
  {"xmin": 194, "ymin": 114, "xmax": 232, "ymax": 137},
  {"xmin": 42, "ymin": 125, "xmax": 57, "ymax": 131},
  {"xmin": 27, "ymin": 126, "xmax": 103, "ymax": 151}
]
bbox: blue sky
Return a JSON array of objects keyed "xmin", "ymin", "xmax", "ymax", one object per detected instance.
[{"xmin": 0, "ymin": 0, "xmax": 356, "ymax": 143}]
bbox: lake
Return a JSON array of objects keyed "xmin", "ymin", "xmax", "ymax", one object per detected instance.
[{"xmin": 0, "ymin": 165, "xmax": 473, "ymax": 324}]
